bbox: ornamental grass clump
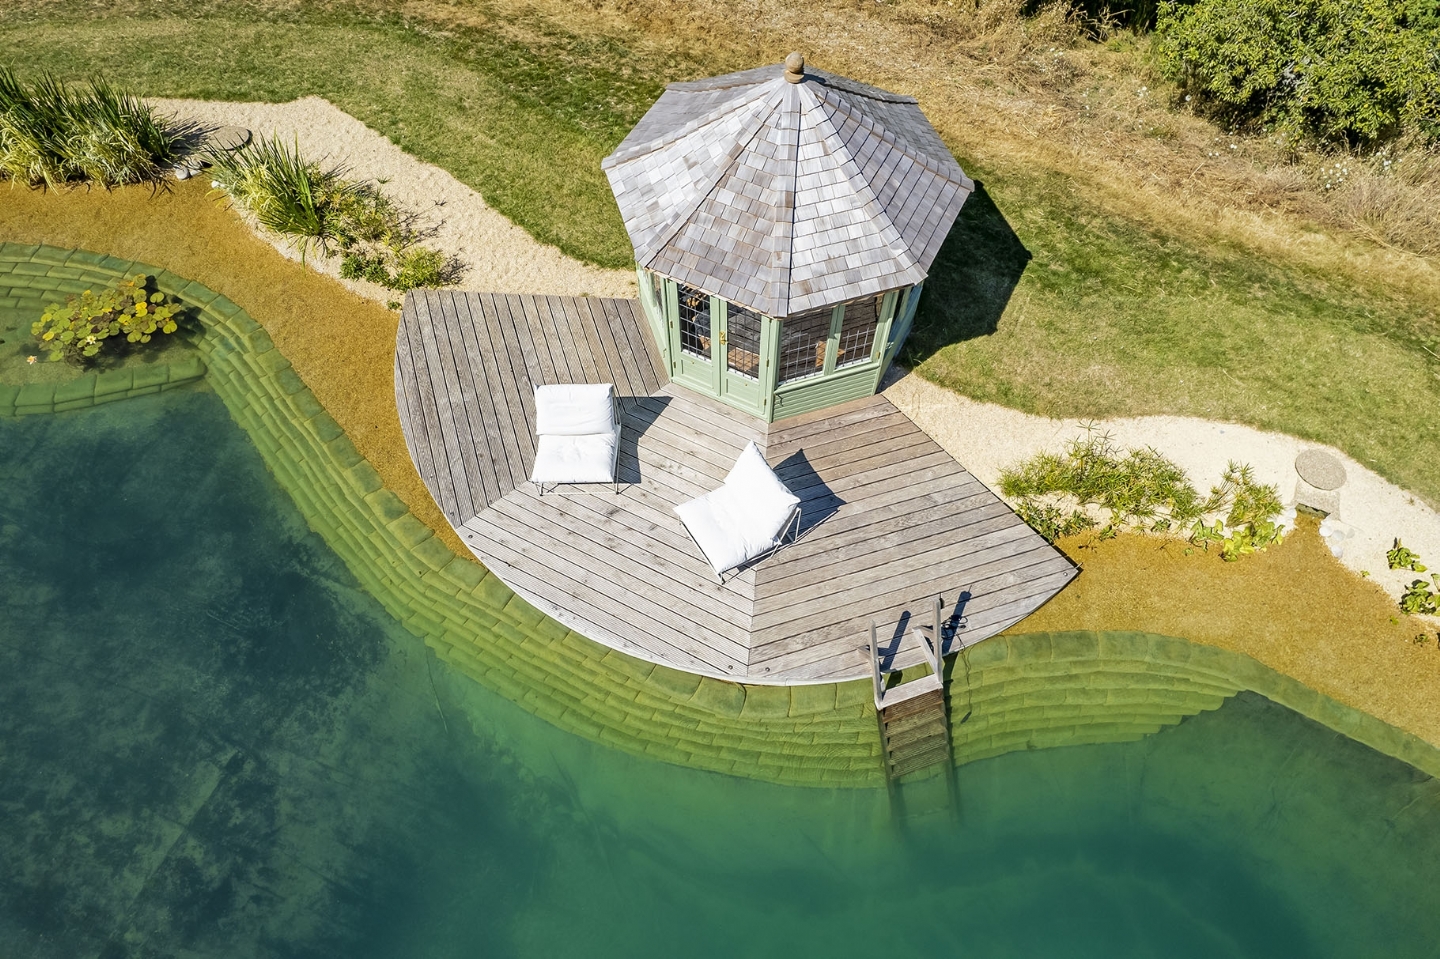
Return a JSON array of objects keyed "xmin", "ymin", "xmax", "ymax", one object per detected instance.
[
  {"xmin": 0, "ymin": 68, "xmax": 177, "ymax": 187},
  {"xmin": 31, "ymin": 274, "xmax": 180, "ymax": 364},
  {"xmin": 999, "ymin": 430, "xmax": 1203, "ymax": 539},
  {"xmin": 1001, "ymin": 431, "xmax": 1285, "ymax": 559},
  {"xmin": 207, "ymin": 135, "xmax": 451, "ymax": 291}
]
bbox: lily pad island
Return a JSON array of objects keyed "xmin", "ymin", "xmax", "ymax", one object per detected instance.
[
  {"xmin": 394, "ymin": 55, "xmax": 1076, "ymax": 685},
  {"xmin": 606, "ymin": 53, "xmax": 974, "ymax": 421}
]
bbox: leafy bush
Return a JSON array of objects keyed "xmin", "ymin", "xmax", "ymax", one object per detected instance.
[
  {"xmin": 0, "ymin": 68, "xmax": 177, "ymax": 186},
  {"xmin": 1388, "ymin": 538, "xmax": 1428, "ymax": 571},
  {"xmin": 1155, "ymin": 0, "xmax": 1440, "ymax": 146},
  {"xmin": 31, "ymin": 275, "xmax": 180, "ymax": 364},
  {"xmin": 1400, "ymin": 575, "xmax": 1439, "ymax": 615},
  {"xmin": 1001, "ymin": 433, "xmax": 1284, "ymax": 559},
  {"xmin": 1187, "ymin": 462, "xmax": 1286, "ymax": 560},
  {"xmin": 999, "ymin": 429, "xmax": 1205, "ymax": 536},
  {"xmin": 208, "ymin": 136, "xmax": 451, "ymax": 291}
]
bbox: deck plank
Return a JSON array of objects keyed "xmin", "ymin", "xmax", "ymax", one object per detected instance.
[
  {"xmin": 438, "ymin": 293, "xmax": 508, "ymax": 510},
  {"xmin": 395, "ymin": 292, "xmax": 1076, "ymax": 683}
]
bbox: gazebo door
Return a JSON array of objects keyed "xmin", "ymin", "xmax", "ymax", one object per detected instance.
[
  {"xmin": 717, "ymin": 301, "xmax": 767, "ymax": 416},
  {"xmin": 669, "ymin": 284, "xmax": 716, "ymax": 392}
]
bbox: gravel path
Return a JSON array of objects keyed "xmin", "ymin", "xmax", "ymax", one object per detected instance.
[
  {"xmin": 147, "ymin": 96, "xmax": 636, "ymax": 302},
  {"xmin": 150, "ymin": 96, "xmax": 1439, "ymax": 614}
]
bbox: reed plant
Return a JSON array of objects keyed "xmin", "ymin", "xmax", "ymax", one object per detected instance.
[
  {"xmin": 206, "ymin": 136, "xmax": 357, "ymax": 259},
  {"xmin": 1001, "ymin": 431, "xmax": 1284, "ymax": 558},
  {"xmin": 0, "ymin": 67, "xmax": 176, "ymax": 186},
  {"xmin": 208, "ymin": 134, "xmax": 450, "ymax": 290}
]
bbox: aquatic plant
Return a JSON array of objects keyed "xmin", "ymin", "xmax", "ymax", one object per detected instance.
[
  {"xmin": 1400, "ymin": 576, "xmax": 1439, "ymax": 616},
  {"xmin": 0, "ymin": 68, "xmax": 177, "ymax": 187},
  {"xmin": 31, "ymin": 274, "xmax": 180, "ymax": 364},
  {"xmin": 999, "ymin": 429, "xmax": 1205, "ymax": 538},
  {"xmin": 1188, "ymin": 462, "xmax": 1286, "ymax": 561}
]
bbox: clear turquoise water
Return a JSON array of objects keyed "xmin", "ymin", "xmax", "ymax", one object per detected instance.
[{"xmin": 3, "ymin": 385, "xmax": 1439, "ymax": 958}]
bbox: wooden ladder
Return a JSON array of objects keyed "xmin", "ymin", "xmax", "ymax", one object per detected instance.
[{"xmin": 866, "ymin": 597, "xmax": 952, "ymax": 781}]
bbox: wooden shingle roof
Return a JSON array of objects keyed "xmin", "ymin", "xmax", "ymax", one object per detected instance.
[{"xmin": 603, "ymin": 58, "xmax": 976, "ymax": 317}]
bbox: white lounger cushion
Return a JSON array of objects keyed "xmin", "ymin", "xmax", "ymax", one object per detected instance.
[
  {"xmin": 724, "ymin": 442, "xmax": 800, "ymax": 537},
  {"xmin": 675, "ymin": 442, "xmax": 800, "ymax": 575},
  {"xmin": 534, "ymin": 383, "xmax": 616, "ymax": 436},
  {"xmin": 531, "ymin": 431, "xmax": 619, "ymax": 485}
]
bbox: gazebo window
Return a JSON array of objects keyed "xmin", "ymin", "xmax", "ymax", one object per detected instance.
[
  {"xmin": 677, "ymin": 284, "xmax": 712, "ymax": 359},
  {"xmin": 726, "ymin": 303, "xmax": 764, "ymax": 380},
  {"xmin": 778, "ymin": 307, "xmax": 834, "ymax": 384},
  {"xmin": 835, "ymin": 295, "xmax": 882, "ymax": 368}
]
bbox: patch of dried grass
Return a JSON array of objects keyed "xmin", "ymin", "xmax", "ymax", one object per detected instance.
[
  {"xmin": 1021, "ymin": 517, "xmax": 1440, "ymax": 750},
  {"xmin": 478, "ymin": 0, "xmax": 1440, "ymax": 303}
]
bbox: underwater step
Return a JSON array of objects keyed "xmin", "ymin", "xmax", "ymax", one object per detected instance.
[{"xmin": 880, "ymin": 684, "xmax": 953, "ymax": 781}]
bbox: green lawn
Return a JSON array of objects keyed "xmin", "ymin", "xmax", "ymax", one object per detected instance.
[{"xmin": 4, "ymin": 3, "xmax": 1438, "ymax": 504}]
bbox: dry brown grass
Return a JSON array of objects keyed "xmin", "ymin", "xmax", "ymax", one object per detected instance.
[
  {"xmin": 1025, "ymin": 517, "xmax": 1440, "ymax": 747},
  {"xmin": 0, "ymin": 178, "xmax": 467, "ymax": 555},
  {"xmin": 468, "ymin": 0, "xmax": 1440, "ymax": 307}
]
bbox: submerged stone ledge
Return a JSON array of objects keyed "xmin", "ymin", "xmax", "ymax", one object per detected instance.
[{"xmin": 4, "ymin": 242, "xmax": 1438, "ymax": 785}]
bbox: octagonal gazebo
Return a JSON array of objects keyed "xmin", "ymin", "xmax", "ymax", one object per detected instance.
[
  {"xmin": 394, "ymin": 54, "xmax": 1077, "ymax": 686},
  {"xmin": 603, "ymin": 53, "xmax": 975, "ymax": 422}
]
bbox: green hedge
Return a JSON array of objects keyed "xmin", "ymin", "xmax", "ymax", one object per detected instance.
[{"xmin": 1156, "ymin": 0, "xmax": 1440, "ymax": 144}]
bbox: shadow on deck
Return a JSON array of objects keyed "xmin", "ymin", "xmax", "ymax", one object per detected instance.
[{"xmin": 395, "ymin": 290, "xmax": 1075, "ymax": 685}]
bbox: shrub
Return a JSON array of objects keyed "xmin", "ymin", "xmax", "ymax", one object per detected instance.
[
  {"xmin": 1154, "ymin": 0, "xmax": 1440, "ymax": 146},
  {"xmin": 1388, "ymin": 538, "xmax": 1428, "ymax": 571},
  {"xmin": 1400, "ymin": 576, "xmax": 1439, "ymax": 615},
  {"xmin": 1001, "ymin": 434, "xmax": 1284, "ymax": 559},
  {"xmin": 208, "ymin": 135, "xmax": 451, "ymax": 290},
  {"xmin": 0, "ymin": 68, "xmax": 177, "ymax": 186},
  {"xmin": 31, "ymin": 274, "xmax": 181, "ymax": 364},
  {"xmin": 999, "ymin": 429, "xmax": 1205, "ymax": 536}
]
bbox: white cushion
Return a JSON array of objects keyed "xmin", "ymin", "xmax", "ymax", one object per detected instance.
[
  {"xmin": 674, "ymin": 443, "xmax": 800, "ymax": 575},
  {"xmin": 530, "ymin": 431, "xmax": 618, "ymax": 485},
  {"xmin": 723, "ymin": 441, "xmax": 801, "ymax": 541},
  {"xmin": 535, "ymin": 383, "xmax": 615, "ymax": 436}
]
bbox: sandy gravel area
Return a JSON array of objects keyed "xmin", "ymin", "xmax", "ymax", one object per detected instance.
[
  {"xmin": 145, "ymin": 96, "xmax": 1438, "ymax": 612},
  {"xmin": 146, "ymin": 96, "xmax": 636, "ymax": 303},
  {"xmin": 884, "ymin": 372, "xmax": 1440, "ymax": 610}
]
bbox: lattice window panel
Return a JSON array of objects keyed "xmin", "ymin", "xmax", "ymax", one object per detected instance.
[
  {"xmin": 836, "ymin": 295, "xmax": 882, "ymax": 368},
  {"xmin": 726, "ymin": 303, "xmax": 764, "ymax": 380},
  {"xmin": 677, "ymin": 284, "xmax": 712, "ymax": 360},
  {"xmin": 777, "ymin": 307, "xmax": 834, "ymax": 384}
]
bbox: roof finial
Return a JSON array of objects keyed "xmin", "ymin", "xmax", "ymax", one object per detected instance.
[{"xmin": 784, "ymin": 52, "xmax": 805, "ymax": 83}]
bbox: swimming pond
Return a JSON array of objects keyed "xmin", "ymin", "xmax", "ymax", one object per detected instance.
[{"xmin": 3, "ymin": 385, "xmax": 1439, "ymax": 958}]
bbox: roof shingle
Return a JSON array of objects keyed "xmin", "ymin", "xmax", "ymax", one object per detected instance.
[{"xmin": 603, "ymin": 60, "xmax": 975, "ymax": 317}]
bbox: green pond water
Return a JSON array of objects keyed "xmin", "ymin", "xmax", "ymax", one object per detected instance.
[{"xmin": 3, "ymin": 385, "xmax": 1440, "ymax": 958}]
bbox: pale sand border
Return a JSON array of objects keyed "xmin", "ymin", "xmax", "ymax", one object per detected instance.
[
  {"xmin": 884, "ymin": 373, "xmax": 1440, "ymax": 612},
  {"xmin": 146, "ymin": 96, "xmax": 637, "ymax": 303},
  {"xmin": 150, "ymin": 96, "xmax": 1440, "ymax": 613}
]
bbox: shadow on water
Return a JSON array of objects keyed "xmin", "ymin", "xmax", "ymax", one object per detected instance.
[{"xmin": 902, "ymin": 180, "xmax": 1031, "ymax": 365}]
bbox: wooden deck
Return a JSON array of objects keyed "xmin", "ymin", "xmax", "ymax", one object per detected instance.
[{"xmin": 395, "ymin": 291, "xmax": 1076, "ymax": 684}]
